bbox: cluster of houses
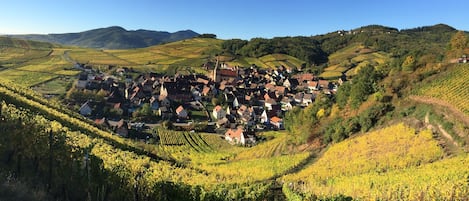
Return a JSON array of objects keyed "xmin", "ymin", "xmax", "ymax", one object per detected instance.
[{"xmin": 76, "ymin": 63, "xmax": 340, "ymax": 145}]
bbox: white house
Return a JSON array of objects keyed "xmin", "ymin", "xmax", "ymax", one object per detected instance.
[
  {"xmin": 224, "ymin": 127, "xmax": 245, "ymax": 144},
  {"xmin": 232, "ymin": 97, "xmax": 239, "ymax": 108},
  {"xmin": 260, "ymin": 110, "xmax": 269, "ymax": 124},
  {"xmin": 212, "ymin": 105, "xmax": 226, "ymax": 120},
  {"xmin": 270, "ymin": 116, "xmax": 283, "ymax": 129}
]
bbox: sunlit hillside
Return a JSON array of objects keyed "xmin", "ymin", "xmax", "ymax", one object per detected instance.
[
  {"xmin": 320, "ymin": 43, "xmax": 390, "ymax": 79},
  {"xmin": 281, "ymin": 123, "xmax": 469, "ymax": 200}
]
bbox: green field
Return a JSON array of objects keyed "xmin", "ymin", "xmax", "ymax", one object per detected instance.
[{"xmin": 0, "ymin": 52, "xmax": 80, "ymax": 86}]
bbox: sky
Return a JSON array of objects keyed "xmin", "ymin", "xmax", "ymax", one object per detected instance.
[{"xmin": 1, "ymin": 0, "xmax": 468, "ymax": 40}]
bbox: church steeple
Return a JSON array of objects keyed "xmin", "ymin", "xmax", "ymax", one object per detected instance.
[{"xmin": 213, "ymin": 56, "xmax": 219, "ymax": 82}]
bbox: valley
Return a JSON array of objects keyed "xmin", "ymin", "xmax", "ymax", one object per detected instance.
[{"xmin": 0, "ymin": 24, "xmax": 468, "ymax": 201}]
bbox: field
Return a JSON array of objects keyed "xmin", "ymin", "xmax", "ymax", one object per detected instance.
[
  {"xmin": 0, "ymin": 49, "xmax": 80, "ymax": 86},
  {"xmin": 279, "ymin": 123, "xmax": 469, "ymax": 200},
  {"xmin": 156, "ymin": 129, "xmax": 311, "ymax": 184},
  {"xmin": 320, "ymin": 43, "xmax": 390, "ymax": 79},
  {"xmin": 414, "ymin": 64, "xmax": 469, "ymax": 115}
]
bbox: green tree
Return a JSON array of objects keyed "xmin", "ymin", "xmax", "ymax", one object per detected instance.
[
  {"xmin": 348, "ymin": 64, "xmax": 380, "ymax": 109},
  {"xmin": 335, "ymin": 82, "xmax": 351, "ymax": 109}
]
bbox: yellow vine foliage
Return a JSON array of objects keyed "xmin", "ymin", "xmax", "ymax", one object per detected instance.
[{"xmin": 281, "ymin": 123, "xmax": 463, "ymax": 200}]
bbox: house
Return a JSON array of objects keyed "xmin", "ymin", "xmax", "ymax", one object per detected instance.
[
  {"xmin": 307, "ymin": 81, "xmax": 319, "ymax": 91},
  {"xmin": 265, "ymin": 98, "xmax": 277, "ymax": 111},
  {"xmin": 79, "ymin": 101, "xmax": 92, "ymax": 116},
  {"xmin": 159, "ymin": 97, "xmax": 171, "ymax": 107},
  {"xmin": 191, "ymin": 88, "xmax": 202, "ymax": 101},
  {"xmin": 212, "ymin": 105, "xmax": 226, "ymax": 120},
  {"xmin": 224, "ymin": 127, "xmax": 245, "ymax": 144},
  {"xmin": 149, "ymin": 96, "xmax": 159, "ymax": 110},
  {"xmin": 294, "ymin": 93, "xmax": 304, "ymax": 104},
  {"xmin": 202, "ymin": 86, "xmax": 211, "ymax": 96},
  {"xmin": 280, "ymin": 97, "xmax": 293, "ymax": 111},
  {"xmin": 259, "ymin": 109, "xmax": 269, "ymax": 124},
  {"xmin": 158, "ymin": 106, "xmax": 172, "ymax": 120},
  {"xmin": 216, "ymin": 117, "xmax": 229, "ymax": 128},
  {"xmin": 109, "ymin": 119, "xmax": 129, "ymax": 137},
  {"xmin": 215, "ymin": 68, "xmax": 238, "ymax": 83},
  {"xmin": 94, "ymin": 117, "xmax": 109, "ymax": 127},
  {"xmin": 270, "ymin": 116, "xmax": 283, "ymax": 129},
  {"xmin": 196, "ymin": 77, "xmax": 209, "ymax": 85},
  {"xmin": 274, "ymin": 86, "xmax": 286, "ymax": 96},
  {"xmin": 188, "ymin": 101, "xmax": 204, "ymax": 110},
  {"xmin": 318, "ymin": 80, "xmax": 331, "ymax": 90},
  {"xmin": 283, "ymin": 79, "xmax": 291, "ymax": 89},
  {"xmin": 76, "ymin": 73, "xmax": 89, "ymax": 89},
  {"xmin": 232, "ymin": 97, "xmax": 239, "ymax": 109},
  {"xmin": 302, "ymin": 93, "xmax": 315, "ymax": 106},
  {"xmin": 293, "ymin": 73, "xmax": 315, "ymax": 83},
  {"xmin": 175, "ymin": 105, "xmax": 188, "ymax": 119}
]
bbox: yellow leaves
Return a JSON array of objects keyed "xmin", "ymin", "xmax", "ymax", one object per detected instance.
[
  {"xmin": 316, "ymin": 108, "xmax": 325, "ymax": 119},
  {"xmin": 282, "ymin": 123, "xmax": 457, "ymax": 199},
  {"xmin": 402, "ymin": 55, "xmax": 416, "ymax": 71}
]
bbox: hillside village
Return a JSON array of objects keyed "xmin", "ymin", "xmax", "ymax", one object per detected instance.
[{"xmin": 73, "ymin": 63, "xmax": 341, "ymax": 145}]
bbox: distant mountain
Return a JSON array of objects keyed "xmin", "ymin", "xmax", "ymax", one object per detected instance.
[{"xmin": 6, "ymin": 26, "xmax": 199, "ymax": 49}]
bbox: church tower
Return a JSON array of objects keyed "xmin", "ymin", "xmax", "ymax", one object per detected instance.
[{"xmin": 213, "ymin": 57, "xmax": 219, "ymax": 82}]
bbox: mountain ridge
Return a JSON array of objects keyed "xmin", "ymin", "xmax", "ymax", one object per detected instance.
[{"xmin": 5, "ymin": 26, "xmax": 199, "ymax": 49}]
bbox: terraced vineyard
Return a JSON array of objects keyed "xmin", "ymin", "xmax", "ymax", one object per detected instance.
[
  {"xmin": 320, "ymin": 43, "xmax": 389, "ymax": 79},
  {"xmin": 235, "ymin": 131, "xmax": 292, "ymax": 160},
  {"xmin": 414, "ymin": 64, "xmax": 469, "ymax": 115},
  {"xmin": 280, "ymin": 123, "xmax": 468, "ymax": 200}
]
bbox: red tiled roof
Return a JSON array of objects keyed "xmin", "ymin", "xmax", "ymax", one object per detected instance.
[
  {"xmin": 225, "ymin": 127, "xmax": 244, "ymax": 141},
  {"xmin": 270, "ymin": 116, "xmax": 282, "ymax": 123},
  {"xmin": 176, "ymin": 105, "xmax": 185, "ymax": 114},
  {"xmin": 202, "ymin": 86, "xmax": 210, "ymax": 95},
  {"xmin": 218, "ymin": 69, "xmax": 237, "ymax": 77},
  {"xmin": 214, "ymin": 105, "xmax": 223, "ymax": 112}
]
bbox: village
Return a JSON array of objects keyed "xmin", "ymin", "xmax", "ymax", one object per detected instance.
[{"xmin": 73, "ymin": 63, "xmax": 341, "ymax": 145}]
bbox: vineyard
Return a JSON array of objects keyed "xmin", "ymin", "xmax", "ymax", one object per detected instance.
[
  {"xmin": 235, "ymin": 131, "xmax": 292, "ymax": 160},
  {"xmin": 414, "ymin": 63, "xmax": 469, "ymax": 115},
  {"xmin": 279, "ymin": 123, "xmax": 469, "ymax": 200},
  {"xmin": 0, "ymin": 80, "xmax": 314, "ymax": 200}
]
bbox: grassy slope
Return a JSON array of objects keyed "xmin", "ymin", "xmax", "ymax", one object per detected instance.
[
  {"xmin": 320, "ymin": 43, "xmax": 390, "ymax": 79},
  {"xmin": 0, "ymin": 37, "xmax": 80, "ymax": 87}
]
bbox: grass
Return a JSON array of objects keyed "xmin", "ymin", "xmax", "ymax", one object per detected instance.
[
  {"xmin": 0, "ymin": 52, "xmax": 79, "ymax": 87},
  {"xmin": 32, "ymin": 76, "xmax": 73, "ymax": 95}
]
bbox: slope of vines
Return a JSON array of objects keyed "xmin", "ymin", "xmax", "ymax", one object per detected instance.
[
  {"xmin": 281, "ymin": 123, "xmax": 469, "ymax": 200},
  {"xmin": 414, "ymin": 64, "xmax": 469, "ymax": 115}
]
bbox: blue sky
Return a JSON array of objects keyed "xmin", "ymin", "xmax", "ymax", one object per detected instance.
[{"xmin": 1, "ymin": 0, "xmax": 467, "ymax": 39}]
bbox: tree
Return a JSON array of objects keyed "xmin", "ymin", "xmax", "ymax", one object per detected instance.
[
  {"xmin": 449, "ymin": 31, "xmax": 468, "ymax": 57},
  {"xmin": 197, "ymin": 33, "xmax": 217, "ymax": 39},
  {"xmin": 335, "ymin": 82, "xmax": 351, "ymax": 109},
  {"xmin": 402, "ymin": 55, "xmax": 416, "ymax": 71}
]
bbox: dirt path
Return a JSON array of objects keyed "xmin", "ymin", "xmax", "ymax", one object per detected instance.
[
  {"xmin": 409, "ymin": 95, "xmax": 469, "ymax": 126},
  {"xmin": 437, "ymin": 124, "xmax": 458, "ymax": 147}
]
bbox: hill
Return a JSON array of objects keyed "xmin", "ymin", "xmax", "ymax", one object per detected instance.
[
  {"xmin": 282, "ymin": 123, "xmax": 468, "ymax": 200},
  {"xmin": 6, "ymin": 26, "xmax": 199, "ymax": 49},
  {"xmin": 1, "ymin": 23, "xmax": 468, "ymax": 200}
]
